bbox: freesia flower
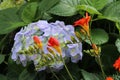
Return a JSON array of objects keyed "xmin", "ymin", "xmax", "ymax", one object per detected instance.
[
  {"xmin": 106, "ymin": 76, "xmax": 114, "ymax": 80},
  {"xmin": 48, "ymin": 36, "xmax": 62, "ymax": 55},
  {"xmin": 113, "ymin": 57, "xmax": 120, "ymax": 72},
  {"xmin": 33, "ymin": 36, "xmax": 43, "ymax": 50},
  {"xmin": 74, "ymin": 12, "xmax": 91, "ymax": 36}
]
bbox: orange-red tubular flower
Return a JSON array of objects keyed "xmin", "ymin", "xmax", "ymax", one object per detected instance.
[
  {"xmin": 113, "ymin": 57, "xmax": 120, "ymax": 72},
  {"xmin": 106, "ymin": 77, "xmax": 114, "ymax": 80},
  {"xmin": 33, "ymin": 36, "xmax": 43, "ymax": 50},
  {"xmin": 48, "ymin": 37, "xmax": 62, "ymax": 55},
  {"xmin": 74, "ymin": 12, "xmax": 91, "ymax": 36}
]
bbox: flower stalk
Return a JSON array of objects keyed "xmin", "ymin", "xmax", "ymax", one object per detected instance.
[
  {"xmin": 74, "ymin": 12, "xmax": 106, "ymax": 79},
  {"xmin": 61, "ymin": 56, "xmax": 74, "ymax": 80}
]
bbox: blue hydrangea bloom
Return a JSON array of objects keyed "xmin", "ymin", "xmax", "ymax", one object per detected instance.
[{"xmin": 11, "ymin": 20, "xmax": 83, "ymax": 71}]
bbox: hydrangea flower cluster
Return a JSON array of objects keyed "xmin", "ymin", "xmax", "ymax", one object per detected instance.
[{"xmin": 11, "ymin": 20, "xmax": 83, "ymax": 71}]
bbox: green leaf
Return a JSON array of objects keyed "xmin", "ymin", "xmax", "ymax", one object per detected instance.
[
  {"xmin": 0, "ymin": 74, "xmax": 7, "ymax": 80},
  {"xmin": 98, "ymin": 1, "xmax": 120, "ymax": 22},
  {"xmin": 35, "ymin": 0, "xmax": 59, "ymax": 20},
  {"xmin": 38, "ymin": 0, "xmax": 60, "ymax": 11},
  {"xmin": 0, "ymin": 54, "xmax": 5, "ymax": 64},
  {"xmin": 86, "ymin": 29, "xmax": 109, "ymax": 45},
  {"xmin": 28, "ymin": 0, "xmax": 42, "ymax": 2},
  {"xmin": 81, "ymin": 69, "xmax": 100, "ymax": 80},
  {"xmin": 48, "ymin": 0, "xmax": 80, "ymax": 16},
  {"xmin": 21, "ymin": 2, "xmax": 38, "ymax": 23},
  {"xmin": 7, "ymin": 57, "xmax": 24, "ymax": 80},
  {"xmin": 116, "ymin": 22, "xmax": 120, "ymax": 33},
  {"xmin": 77, "ymin": 5, "xmax": 101, "ymax": 15},
  {"xmin": 42, "ymin": 12, "xmax": 52, "ymax": 20},
  {"xmin": 0, "ymin": 8, "xmax": 26, "ymax": 34},
  {"xmin": 19, "ymin": 69, "xmax": 36, "ymax": 80},
  {"xmin": 115, "ymin": 38, "xmax": 120, "ymax": 53},
  {"xmin": 80, "ymin": 0, "xmax": 112, "ymax": 10}
]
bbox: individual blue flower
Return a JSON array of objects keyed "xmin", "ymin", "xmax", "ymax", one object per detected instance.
[{"xmin": 67, "ymin": 43, "xmax": 83, "ymax": 63}]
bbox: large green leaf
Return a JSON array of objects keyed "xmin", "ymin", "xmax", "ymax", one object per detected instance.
[
  {"xmin": 21, "ymin": 2, "xmax": 38, "ymax": 23},
  {"xmin": 0, "ymin": 74, "xmax": 7, "ymax": 80},
  {"xmin": 81, "ymin": 69, "xmax": 100, "ymax": 80},
  {"xmin": 98, "ymin": 1, "xmax": 120, "ymax": 22},
  {"xmin": 35, "ymin": 0, "xmax": 59, "ymax": 20},
  {"xmin": 48, "ymin": 0, "xmax": 80, "ymax": 16},
  {"xmin": 0, "ymin": 54, "xmax": 5, "ymax": 64},
  {"xmin": 115, "ymin": 38, "xmax": 120, "ymax": 53},
  {"xmin": 77, "ymin": 5, "xmax": 101, "ymax": 15},
  {"xmin": 19, "ymin": 69, "xmax": 36, "ymax": 80},
  {"xmin": 80, "ymin": 0, "xmax": 112, "ymax": 10},
  {"xmin": 0, "ymin": 8, "xmax": 26, "ymax": 34},
  {"xmin": 116, "ymin": 22, "xmax": 120, "ymax": 33},
  {"xmin": 85, "ymin": 29, "xmax": 109, "ymax": 45},
  {"xmin": 38, "ymin": 0, "xmax": 60, "ymax": 11}
]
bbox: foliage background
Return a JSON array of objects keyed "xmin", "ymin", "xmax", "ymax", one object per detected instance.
[{"xmin": 0, "ymin": 0, "xmax": 120, "ymax": 80}]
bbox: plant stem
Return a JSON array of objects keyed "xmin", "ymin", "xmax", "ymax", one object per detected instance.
[
  {"xmin": 64, "ymin": 63, "xmax": 74, "ymax": 80},
  {"xmin": 61, "ymin": 56, "xmax": 74, "ymax": 80},
  {"xmin": 50, "ymin": 68, "xmax": 60, "ymax": 80},
  {"xmin": 96, "ymin": 56, "xmax": 106, "ymax": 79},
  {"xmin": 88, "ymin": 35, "xmax": 106, "ymax": 79}
]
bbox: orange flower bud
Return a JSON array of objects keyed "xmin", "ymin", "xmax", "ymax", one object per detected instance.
[
  {"xmin": 92, "ymin": 44, "xmax": 97, "ymax": 50},
  {"xmin": 33, "ymin": 36, "xmax": 43, "ymax": 50}
]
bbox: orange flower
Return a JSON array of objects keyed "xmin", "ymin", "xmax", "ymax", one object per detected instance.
[
  {"xmin": 33, "ymin": 36, "xmax": 43, "ymax": 50},
  {"xmin": 74, "ymin": 12, "xmax": 91, "ymax": 36},
  {"xmin": 106, "ymin": 76, "xmax": 114, "ymax": 80},
  {"xmin": 48, "ymin": 37, "xmax": 62, "ymax": 55},
  {"xmin": 113, "ymin": 57, "xmax": 120, "ymax": 72}
]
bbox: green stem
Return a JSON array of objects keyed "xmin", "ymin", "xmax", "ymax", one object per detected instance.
[
  {"xmin": 64, "ymin": 63, "xmax": 74, "ymax": 80},
  {"xmin": 50, "ymin": 68, "xmax": 60, "ymax": 80},
  {"xmin": 61, "ymin": 56, "xmax": 74, "ymax": 80},
  {"xmin": 87, "ymin": 35, "xmax": 106, "ymax": 79},
  {"xmin": 88, "ymin": 36, "xmax": 93, "ymax": 45},
  {"xmin": 96, "ymin": 56, "xmax": 106, "ymax": 79}
]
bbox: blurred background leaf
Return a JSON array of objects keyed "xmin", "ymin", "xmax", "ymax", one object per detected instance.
[
  {"xmin": 0, "ymin": 8, "xmax": 26, "ymax": 34},
  {"xmin": 35, "ymin": 0, "xmax": 60, "ymax": 20},
  {"xmin": 7, "ymin": 57, "xmax": 24, "ymax": 80},
  {"xmin": 80, "ymin": 0, "xmax": 113, "ymax": 10},
  {"xmin": 115, "ymin": 38, "xmax": 120, "ymax": 53},
  {"xmin": 21, "ymin": 2, "xmax": 38, "ymax": 23},
  {"xmin": 81, "ymin": 69, "xmax": 100, "ymax": 80},
  {"xmin": 77, "ymin": 5, "xmax": 101, "ymax": 15},
  {"xmin": 99, "ymin": 1, "xmax": 120, "ymax": 22},
  {"xmin": 18, "ymin": 69, "xmax": 36, "ymax": 80},
  {"xmin": 0, "ymin": 74, "xmax": 7, "ymax": 80},
  {"xmin": 0, "ymin": 54, "xmax": 5, "ymax": 64},
  {"xmin": 85, "ymin": 28, "xmax": 109, "ymax": 45},
  {"xmin": 48, "ymin": 0, "xmax": 80, "ymax": 16},
  {"xmin": 116, "ymin": 22, "xmax": 120, "ymax": 33}
]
